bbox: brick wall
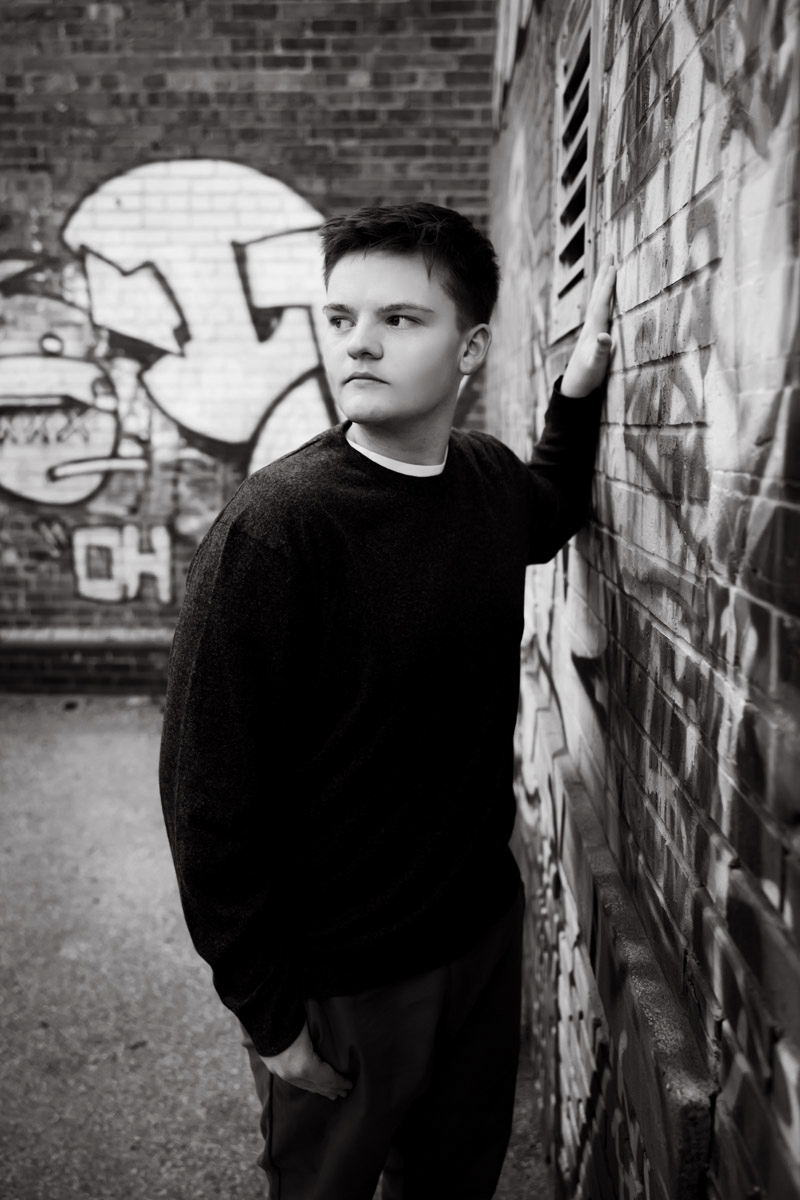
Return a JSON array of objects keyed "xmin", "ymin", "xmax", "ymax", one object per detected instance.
[
  {"xmin": 0, "ymin": 0, "xmax": 496, "ymax": 690},
  {"xmin": 489, "ymin": 0, "xmax": 800, "ymax": 1197}
]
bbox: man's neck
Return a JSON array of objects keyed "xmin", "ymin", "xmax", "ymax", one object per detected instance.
[{"xmin": 346, "ymin": 415, "xmax": 453, "ymax": 466}]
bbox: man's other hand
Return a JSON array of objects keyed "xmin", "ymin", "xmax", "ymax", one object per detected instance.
[
  {"xmin": 260, "ymin": 1021, "xmax": 354, "ymax": 1101},
  {"xmin": 560, "ymin": 255, "xmax": 617, "ymax": 398}
]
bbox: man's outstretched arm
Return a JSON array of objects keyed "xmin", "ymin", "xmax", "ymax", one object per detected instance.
[{"xmin": 524, "ymin": 256, "xmax": 617, "ymax": 560}]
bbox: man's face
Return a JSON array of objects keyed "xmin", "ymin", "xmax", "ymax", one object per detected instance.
[{"xmin": 320, "ymin": 250, "xmax": 472, "ymax": 429}]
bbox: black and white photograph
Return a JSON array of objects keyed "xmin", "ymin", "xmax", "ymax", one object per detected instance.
[{"xmin": 1, "ymin": 2, "xmax": 798, "ymax": 1197}]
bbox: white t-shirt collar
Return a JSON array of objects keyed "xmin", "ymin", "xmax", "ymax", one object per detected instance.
[{"xmin": 346, "ymin": 434, "xmax": 447, "ymax": 477}]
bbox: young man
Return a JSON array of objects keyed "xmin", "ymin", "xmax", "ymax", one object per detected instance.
[{"xmin": 159, "ymin": 203, "xmax": 615, "ymax": 1199}]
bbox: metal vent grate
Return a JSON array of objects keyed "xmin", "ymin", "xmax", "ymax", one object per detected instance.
[{"xmin": 551, "ymin": 0, "xmax": 594, "ymax": 341}]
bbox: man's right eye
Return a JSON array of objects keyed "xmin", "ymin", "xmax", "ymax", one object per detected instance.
[{"xmin": 329, "ymin": 317, "xmax": 352, "ymax": 330}]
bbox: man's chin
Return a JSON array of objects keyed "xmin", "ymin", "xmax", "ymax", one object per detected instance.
[
  {"xmin": 339, "ymin": 401, "xmax": 398, "ymax": 426},
  {"xmin": 337, "ymin": 395, "xmax": 449, "ymax": 429}
]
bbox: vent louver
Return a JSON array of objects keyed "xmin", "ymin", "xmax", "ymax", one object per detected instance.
[{"xmin": 551, "ymin": 0, "xmax": 595, "ymax": 341}]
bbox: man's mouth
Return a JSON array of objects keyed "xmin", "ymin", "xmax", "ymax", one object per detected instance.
[{"xmin": 344, "ymin": 373, "xmax": 387, "ymax": 384}]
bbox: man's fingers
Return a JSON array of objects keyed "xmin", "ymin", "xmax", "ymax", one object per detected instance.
[
  {"xmin": 284, "ymin": 1072, "xmax": 351, "ymax": 1100},
  {"xmin": 307, "ymin": 1081, "xmax": 343, "ymax": 1100},
  {"xmin": 594, "ymin": 333, "xmax": 615, "ymax": 369},
  {"xmin": 316, "ymin": 1057, "xmax": 353, "ymax": 1087},
  {"xmin": 280, "ymin": 1055, "xmax": 354, "ymax": 1100},
  {"xmin": 589, "ymin": 256, "xmax": 616, "ymax": 323}
]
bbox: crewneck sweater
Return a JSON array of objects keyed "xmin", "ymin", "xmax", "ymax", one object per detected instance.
[{"xmin": 159, "ymin": 379, "xmax": 603, "ymax": 1057}]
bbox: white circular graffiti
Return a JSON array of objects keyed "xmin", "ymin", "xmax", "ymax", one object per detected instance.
[
  {"xmin": 62, "ymin": 159, "xmax": 330, "ymax": 453},
  {"xmin": 0, "ymin": 160, "xmax": 334, "ymax": 508}
]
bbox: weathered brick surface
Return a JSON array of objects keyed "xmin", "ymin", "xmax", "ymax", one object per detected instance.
[
  {"xmin": 492, "ymin": 0, "xmax": 800, "ymax": 1196},
  {"xmin": 0, "ymin": 635, "xmax": 171, "ymax": 693},
  {"xmin": 0, "ymin": 0, "xmax": 496, "ymax": 688}
]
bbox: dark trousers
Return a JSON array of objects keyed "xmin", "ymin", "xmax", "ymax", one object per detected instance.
[{"xmin": 241, "ymin": 883, "xmax": 525, "ymax": 1200}]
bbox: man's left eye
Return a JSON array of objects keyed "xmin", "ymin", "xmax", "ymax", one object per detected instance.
[{"xmin": 386, "ymin": 315, "xmax": 415, "ymax": 327}]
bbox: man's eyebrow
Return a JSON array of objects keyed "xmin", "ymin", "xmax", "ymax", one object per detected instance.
[
  {"xmin": 377, "ymin": 303, "xmax": 435, "ymax": 315},
  {"xmin": 322, "ymin": 302, "xmax": 436, "ymax": 315}
]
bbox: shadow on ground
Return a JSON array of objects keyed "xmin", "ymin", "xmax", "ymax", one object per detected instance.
[{"xmin": 0, "ymin": 695, "xmax": 551, "ymax": 1199}]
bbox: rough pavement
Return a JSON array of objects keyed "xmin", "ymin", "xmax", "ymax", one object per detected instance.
[{"xmin": 0, "ymin": 694, "xmax": 550, "ymax": 1199}]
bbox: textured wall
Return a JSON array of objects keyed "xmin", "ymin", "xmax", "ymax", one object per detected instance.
[
  {"xmin": 0, "ymin": 0, "xmax": 496, "ymax": 688},
  {"xmin": 489, "ymin": 0, "xmax": 800, "ymax": 1197}
]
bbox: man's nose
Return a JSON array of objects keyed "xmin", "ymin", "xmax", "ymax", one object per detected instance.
[{"xmin": 346, "ymin": 320, "xmax": 382, "ymax": 359}]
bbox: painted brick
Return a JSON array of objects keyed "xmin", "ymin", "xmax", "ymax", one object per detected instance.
[
  {"xmin": 690, "ymin": 884, "xmax": 777, "ymax": 1085},
  {"xmin": 709, "ymin": 1104, "xmax": 769, "ymax": 1200},
  {"xmin": 725, "ymin": 866, "xmax": 800, "ymax": 1049},
  {"xmin": 716, "ymin": 1018, "xmax": 800, "ymax": 1200},
  {"xmin": 491, "ymin": 0, "xmax": 800, "ymax": 1195},
  {"xmin": 785, "ymin": 853, "xmax": 800, "ymax": 939},
  {"xmin": 773, "ymin": 1032, "xmax": 800, "ymax": 1162},
  {"xmin": 0, "ymin": 0, "xmax": 496, "ymax": 681}
]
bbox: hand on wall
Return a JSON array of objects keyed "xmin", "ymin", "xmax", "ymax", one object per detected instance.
[{"xmin": 559, "ymin": 255, "xmax": 616, "ymax": 398}]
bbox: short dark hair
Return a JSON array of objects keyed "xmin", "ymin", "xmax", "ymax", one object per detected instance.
[{"xmin": 319, "ymin": 202, "xmax": 500, "ymax": 328}]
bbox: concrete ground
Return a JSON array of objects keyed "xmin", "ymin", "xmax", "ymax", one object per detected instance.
[{"xmin": 0, "ymin": 694, "xmax": 550, "ymax": 1200}]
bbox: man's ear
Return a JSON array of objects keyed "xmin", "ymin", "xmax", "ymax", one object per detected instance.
[{"xmin": 459, "ymin": 324, "xmax": 492, "ymax": 377}]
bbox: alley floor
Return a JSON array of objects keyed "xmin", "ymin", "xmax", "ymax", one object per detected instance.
[{"xmin": 0, "ymin": 694, "xmax": 550, "ymax": 1200}]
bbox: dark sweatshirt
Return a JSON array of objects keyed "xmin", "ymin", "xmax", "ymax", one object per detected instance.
[{"xmin": 158, "ymin": 379, "xmax": 603, "ymax": 1056}]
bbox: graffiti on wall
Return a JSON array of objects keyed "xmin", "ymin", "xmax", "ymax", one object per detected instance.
[
  {"xmin": 0, "ymin": 159, "xmax": 336, "ymax": 605},
  {"xmin": 499, "ymin": 0, "xmax": 800, "ymax": 1192},
  {"xmin": 599, "ymin": 0, "xmax": 799, "ymax": 878},
  {"xmin": 506, "ymin": 0, "xmax": 799, "ymax": 917}
]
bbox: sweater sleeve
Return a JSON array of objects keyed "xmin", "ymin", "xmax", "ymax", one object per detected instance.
[
  {"xmin": 158, "ymin": 514, "xmax": 312, "ymax": 1057},
  {"xmin": 524, "ymin": 374, "xmax": 604, "ymax": 563}
]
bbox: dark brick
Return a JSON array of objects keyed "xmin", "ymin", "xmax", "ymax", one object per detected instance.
[
  {"xmin": 230, "ymin": 3, "xmax": 279, "ymax": 17},
  {"xmin": 309, "ymin": 19, "xmax": 359, "ymax": 33},
  {"xmin": 442, "ymin": 70, "xmax": 490, "ymax": 86},
  {"xmin": 430, "ymin": 35, "xmax": 475, "ymax": 49},
  {"xmin": 431, "ymin": 0, "xmax": 488, "ymax": 11},
  {"xmin": 255, "ymin": 54, "xmax": 307, "ymax": 68},
  {"xmin": 280, "ymin": 36, "xmax": 326, "ymax": 50}
]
